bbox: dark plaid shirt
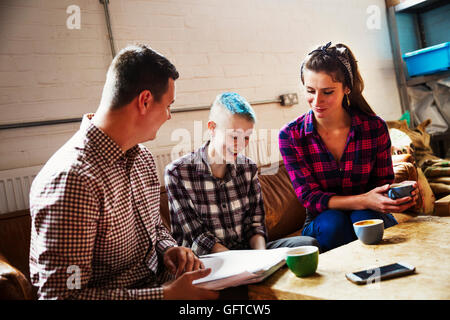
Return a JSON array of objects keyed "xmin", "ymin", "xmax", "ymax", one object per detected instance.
[
  {"xmin": 165, "ymin": 141, "xmax": 267, "ymax": 256},
  {"xmin": 29, "ymin": 114, "xmax": 177, "ymax": 300},
  {"xmin": 279, "ymin": 108, "xmax": 394, "ymax": 225}
]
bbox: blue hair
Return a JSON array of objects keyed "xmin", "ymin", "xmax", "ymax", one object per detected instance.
[{"xmin": 217, "ymin": 92, "xmax": 256, "ymax": 122}]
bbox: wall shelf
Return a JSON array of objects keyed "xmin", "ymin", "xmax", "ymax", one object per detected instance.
[
  {"xmin": 406, "ymin": 69, "xmax": 450, "ymax": 86},
  {"xmin": 395, "ymin": 0, "xmax": 445, "ymax": 13},
  {"xmin": 386, "ymin": 0, "xmax": 450, "ymax": 117}
]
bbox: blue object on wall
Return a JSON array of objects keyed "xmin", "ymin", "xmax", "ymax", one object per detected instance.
[{"xmin": 402, "ymin": 42, "xmax": 450, "ymax": 77}]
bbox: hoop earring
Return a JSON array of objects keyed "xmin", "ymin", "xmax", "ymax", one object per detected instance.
[{"xmin": 346, "ymin": 94, "xmax": 350, "ymax": 107}]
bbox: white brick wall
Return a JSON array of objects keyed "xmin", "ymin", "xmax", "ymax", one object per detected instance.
[{"xmin": 0, "ymin": 0, "xmax": 402, "ymax": 171}]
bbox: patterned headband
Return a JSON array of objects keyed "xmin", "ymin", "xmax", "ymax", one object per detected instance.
[{"xmin": 301, "ymin": 42, "xmax": 354, "ymax": 88}]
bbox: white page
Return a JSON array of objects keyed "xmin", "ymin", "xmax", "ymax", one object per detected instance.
[{"xmin": 193, "ymin": 247, "xmax": 290, "ymax": 285}]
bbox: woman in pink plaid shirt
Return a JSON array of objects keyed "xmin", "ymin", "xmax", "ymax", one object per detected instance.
[{"xmin": 279, "ymin": 42, "xmax": 419, "ymax": 252}]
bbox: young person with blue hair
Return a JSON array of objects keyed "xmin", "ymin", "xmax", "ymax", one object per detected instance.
[{"xmin": 165, "ymin": 92, "xmax": 320, "ymax": 256}]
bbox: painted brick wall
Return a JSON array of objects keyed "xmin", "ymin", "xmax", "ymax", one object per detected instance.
[{"xmin": 0, "ymin": 0, "xmax": 402, "ymax": 170}]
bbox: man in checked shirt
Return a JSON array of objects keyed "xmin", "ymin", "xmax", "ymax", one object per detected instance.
[
  {"xmin": 29, "ymin": 44, "xmax": 218, "ymax": 300},
  {"xmin": 165, "ymin": 93, "xmax": 320, "ymax": 256}
]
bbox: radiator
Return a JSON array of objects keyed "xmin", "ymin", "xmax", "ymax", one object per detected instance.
[
  {"xmin": 0, "ymin": 139, "xmax": 277, "ymax": 214},
  {"xmin": 0, "ymin": 165, "xmax": 42, "ymax": 214}
]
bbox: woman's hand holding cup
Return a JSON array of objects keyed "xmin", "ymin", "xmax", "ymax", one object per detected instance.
[{"xmin": 363, "ymin": 181, "xmax": 418, "ymax": 214}]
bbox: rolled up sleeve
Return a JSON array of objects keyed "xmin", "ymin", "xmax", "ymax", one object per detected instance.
[
  {"xmin": 165, "ymin": 167, "xmax": 220, "ymax": 256},
  {"xmin": 371, "ymin": 120, "xmax": 395, "ymax": 186},
  {"xmin": 279, "ymin": 128, "xmax": 336, "ymax": 215}
]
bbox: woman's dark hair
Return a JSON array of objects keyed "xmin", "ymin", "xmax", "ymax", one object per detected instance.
[
  {"xmin": 109, "ymin": 44, "xmax": 179, "ymax": 109},
  {"xmin": 300, "ymin": 43, "xmax": 375, "ymax": 116}
]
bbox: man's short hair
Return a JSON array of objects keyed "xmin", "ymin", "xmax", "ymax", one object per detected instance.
[
  {"xmin": 209, "ymin": 92, "xmax": 256, "ymax": 124},
  {"xmin": 108, "ymin": 44, "xmax": 179, "ymax": 109}
]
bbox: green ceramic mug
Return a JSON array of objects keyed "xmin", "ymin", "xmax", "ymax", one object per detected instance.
[{"xmin": 286, "ymin": 246, "xmax": 319, "ymax": 277}]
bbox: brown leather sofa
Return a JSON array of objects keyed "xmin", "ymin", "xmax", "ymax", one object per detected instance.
[{"xmin": 0, "ymin": 161, "xmax": 415, "ymax": 300}]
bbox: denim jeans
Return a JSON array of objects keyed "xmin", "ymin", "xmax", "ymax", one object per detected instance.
[
  {"xmin": 301, "ymin": 209, "xmax": 398, "ymax": 253},
  {"xmin": 266, "ymin": 236, "xmax": 321, "ymax": 252}
]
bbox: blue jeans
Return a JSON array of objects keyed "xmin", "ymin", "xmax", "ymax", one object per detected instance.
[
  {"xmin": 266, "ymin": 236, "xmax": 320, "ymax": 251},
  {"xmin": 301, "ymin": 209, "xmax": 398, "ymax": 253}
]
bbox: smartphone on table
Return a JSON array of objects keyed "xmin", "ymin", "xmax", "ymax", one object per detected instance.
[{"xmin": 345, "ymin": 262, "xmax": 415, "ymax": 285}]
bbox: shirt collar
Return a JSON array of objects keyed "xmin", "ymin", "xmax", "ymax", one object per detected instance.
[
  {"xmin": 304, "ymin": 110, "xmax": 315, "ymax": 136},
  {"xmin": 197, "ymin": 140, "xmax": 237, "ymax": 179},
  {"xmin": 80, "ymin": 113, "xmax": 140, "ymax": 166},
  {"xmin": 303, "ymin": 107, "xmax": 363, "ymax": 136}
]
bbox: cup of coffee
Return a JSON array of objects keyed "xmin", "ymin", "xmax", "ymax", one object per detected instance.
[
  {"xmin": 286, "ymin": 246, "xmax": 319, "ymax": 277},
  {"xmin": 388, "ymin": 181, "xmax": 416, "ymax": 200},
  {"xmin": 353, "ymin": 219, "xmax": 384, "ymax": 245}
]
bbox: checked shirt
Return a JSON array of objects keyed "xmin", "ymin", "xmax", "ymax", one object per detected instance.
[
  {"xmin": 29, "ymin": 114, "xmax": 177, "ymax": 300},
  {"xmin": 279, "ymin": 108, "xmax": 394, "ymax": 225},
  {"xmin": 165, "ymin": 141, "xmax": 267, "ymax": 256}
]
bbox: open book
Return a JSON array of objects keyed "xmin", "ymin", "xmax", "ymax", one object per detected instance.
[{"xmin": 192, "ymin": 247, "xmax": 294, "ymax": 290}]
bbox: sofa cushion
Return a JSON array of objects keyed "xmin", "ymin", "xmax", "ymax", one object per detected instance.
[
  {"xmin": 0, "ymin": 253, "xmax": 34, "ymax": 300},
  {"xmin": 0, "ymin": 211, "xmax": 31, "ymax": 281},
  {"xmin": 159, "ymin": 186, "xmax": 172, "ymax": 232},
  {"xmin": 258, "ymin": 162, "xmax": 306, "ymax": 242}
]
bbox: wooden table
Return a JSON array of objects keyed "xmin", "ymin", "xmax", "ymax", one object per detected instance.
[{"xmin": 248, "ymin": 216, "xmax": 450, "ymax": 300}]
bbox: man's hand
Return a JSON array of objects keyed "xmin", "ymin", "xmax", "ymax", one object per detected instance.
[
  {"xmin": 163, "ymin": 246, "xmax": 204, "ymax": 279},
  {"xmin": 363, "ymin": 183, "xmax": 419, "ymax": 213},
  {"xmin": 163, "ymin": 268, "xmax": 219, "ymax": 300}
]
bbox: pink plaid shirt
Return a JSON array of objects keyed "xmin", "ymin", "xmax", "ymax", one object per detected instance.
[
  {"xmin": 29, "ymin": 114, "xmax": 177, "ymax": 300},
  {"xmin": 279, "ymin": 108, "xmax": 394, "ymax": 225}
]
